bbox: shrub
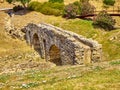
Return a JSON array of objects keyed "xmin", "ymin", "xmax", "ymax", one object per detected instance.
[
  {"xmin": 28, "ymin": 1, "xmax": 64, "ymax": 16},
  {"xmin": 63, "ymin": 1, "xmax": 81, "ymax": 18},
  {"xmin": 13, "ymin": 5, "xmax": 24, "ymax": 12},
  {"xmin": 49, "ymin": 0, "xmax": 64, "ymax": 3},
  {"xmin": 28, "ymin": 1, "xmax": 42, "ymax": 11},
  {"xmin": 50, "ymin": 2, "xmax": 64, "ymax": 10},
  {"xmin": 41, "ymin": 2, "xmax": 63, "ymax": 16},
  {"xmin": 93, "ymin": 10, "xmax": 116, "ymax": 30},
  {"xmin": 103, "ymin": 0, "xmax": 115, "ymax": 6},
  {"xmin": 42, "ymin": 2, "xmax": 64, "ymax": 10},
  {"xmin": 81, "ymin": 1, "xmax": 95, "ymax": 16},
  {"xmin": 40, "ymin": 7, "xmax": 61, "ymax": 16}
]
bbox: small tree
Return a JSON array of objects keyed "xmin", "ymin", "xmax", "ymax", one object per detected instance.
[
  {"xmin": 63, "ymin": 1, "xmax": 81, "ymax": 18},
  {"xmin": 93, "ymin": 10, "xmax": 116, "ymax": 30},
  {"xmin": 6, "ymin": 0, "xmax": 31, "ymax": 9},
  {"xmin": 81, "ymin": 1, "xmax": 95, "ymax": 16}
]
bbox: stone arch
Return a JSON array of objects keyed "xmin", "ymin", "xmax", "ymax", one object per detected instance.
[
  {"xmin": 32, "ymin": 33, "xmax": 42, "ymax": 57},
  {"xmin": 49, "ymin": 45, "xmax": 62, "ymax": 65}
]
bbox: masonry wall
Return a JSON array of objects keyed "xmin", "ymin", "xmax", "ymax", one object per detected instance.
[{"xmin": 23, "ymin": 23, "xmax": 102, "ymax": 65}]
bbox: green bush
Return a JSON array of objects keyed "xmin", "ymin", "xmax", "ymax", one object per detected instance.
[
  {"xmin": 49, "ymin": 0, "xmax": 64, "ymax": 3},
  {"xmin": 40, "ymin": 7, "xmax": 61, "ymax": 16},
  {"xmin": 50, "ymin": 2, "xmax": 64, "ymax": 10},
  {"xmin": 41, "ymin": 2, "xmax": 64, "ymax": 16},
  {"xmin": 63, "ymin": 1, "xmax": 81, "ymax": 18},
  {"xmin": 28, "ymin": 1, "xmax": 64, "ymax": 16},
  {"xmin": 103, "ymin": 0, "xmax": 115, "ymax": 6},
  {"xmin": 41, "ymin": 2, "xmax": 64, "ymax": 10},
  {"xmin": 93, "ymin": 10, "xmax": 116, "ymax": 30},
  {"xmin": 28, "ymin": 1, "xmax": 42, "ymax": 11}
]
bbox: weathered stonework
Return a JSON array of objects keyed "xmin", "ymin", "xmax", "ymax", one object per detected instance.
[
  {"xmin": 5, "ymin": 17, "xmax": 24, "ymax": 39},
  {"xmin": 22, "ymin": 23, "xmax": 102, "ymax": 65}
]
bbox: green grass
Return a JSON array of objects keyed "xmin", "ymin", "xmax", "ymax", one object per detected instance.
[
  {"xmin": 109, "ymin": 60, "xmax": 120, "ymax": 65},
  {"xmin": 0, "ymin": 74, "xmax": 10, "ymax": 83},
  {"xmin": 0, "ymin": 64, "xmax": 120, "ymax": 90}
]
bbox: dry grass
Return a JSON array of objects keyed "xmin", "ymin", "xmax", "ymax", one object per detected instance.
[{"xmin": 0, "ymin": 2, "xmax": 13, "ymax": 8}]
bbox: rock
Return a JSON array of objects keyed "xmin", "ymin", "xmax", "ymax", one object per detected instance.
[{"xmin": 4, "ymin": 17, "xmax": 24, "ymax": 40}]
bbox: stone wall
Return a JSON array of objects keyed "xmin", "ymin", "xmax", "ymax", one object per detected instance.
[
  {"xmin": 5, "ymin": 16, "xmax": 24, "ymax": 40},
  {"xmin": 22, "ymin": 23, "xmax": 102, "ymax": 65}
]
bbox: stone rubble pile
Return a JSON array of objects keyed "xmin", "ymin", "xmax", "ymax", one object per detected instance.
[{"xmin": 4, "ymin": 16, "xmax": 24, "ymax": 40}]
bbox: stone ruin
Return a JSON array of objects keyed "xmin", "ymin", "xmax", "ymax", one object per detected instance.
[
  {"xmin": 5, "ymin": 16, "xmax": 24, "ymax": 40},
  {"xmin": 22, "ymin": 23, "xmax": 102, "ymax": 65}
]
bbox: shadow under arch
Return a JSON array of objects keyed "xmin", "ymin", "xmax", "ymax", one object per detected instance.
[
  {"xmin": 32, "ymin": 33, "xmax": 42, "ymax": 57},
  {"xmin": 49, "ymin": 45, "xmax": 62, "ymax": 66}
]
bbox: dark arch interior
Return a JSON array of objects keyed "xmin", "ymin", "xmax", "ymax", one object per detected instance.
[
  {"xmin": 49, "ymin": 45, "xmax": 62, "ymax": 66},
  {"xmin": 33, "ymin": 34, "xmax": 42, "ymax": 57}
]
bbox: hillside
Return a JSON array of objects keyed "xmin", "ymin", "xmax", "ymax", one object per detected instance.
[{"xmin": 0, "ymin": 0, "xmax": 120, "ymax": 89}]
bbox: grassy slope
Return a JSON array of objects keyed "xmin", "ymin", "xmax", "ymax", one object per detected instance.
[{"xmin": 0, "ymin": 61, "xmax": 120, "ymax": 90}]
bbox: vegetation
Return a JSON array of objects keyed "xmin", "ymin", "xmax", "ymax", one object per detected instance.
[
  {"xmin": 80, "ymin": 0, "xmax": 89, "ymax": 3},
  {"xmin": 28, "ymin": 1, "xmax": 64, "ymax": 16},
  {"xmin": 103, "ymin": 0, "xmax": 115, "ymax": 11},
  {"xmin": 49, "ymin": 0, "xmax": 64, "ymax": 3},
  {"xmin": 103, "ymin": 0, "xmax": 115, "ymax": 6},
  {"xmin": 63, "ymin": 0, "xmax": 95, "ymax": 18},
  {"xmin": 0, "ymin": 63, "xmax": 120, "ymax": 89},
  {"xmin": 93, "ymin": 10, "xmax": 116, "ymax": 30},
  {"xmin": 63, "ymin": 1, "xmax": 81, "ymax": 18},
  {"xmin": 13, "ymin": 5, "xmax": 24, "ymax": 12},
  {"xmin": 110, "ymin": 60, "xmax": 120, "ymax": 65},
  {"xmin": 81, "ymin": 0, "xmax": 95, "ymax": 16},
  {"xmin": 28, "ymin": 1, "xmax": 43, "ymax": 11},
  {"xmin": 6, "ymin": 0, "xmax": 31, "ymax": 9}
]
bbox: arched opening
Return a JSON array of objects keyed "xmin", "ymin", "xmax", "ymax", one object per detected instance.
[
  {"xmin": 43, "ymin": 39, "xmax": 46, "ymax": 59},
  {"xmin": 33, "ymin": 34, "xmax": 42, "ymax": 57},
  {"xmin": 49, "ymin": 45, "xmax": 62, "ymax": 65}
]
